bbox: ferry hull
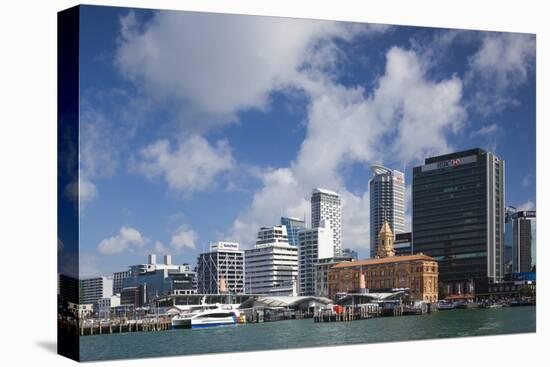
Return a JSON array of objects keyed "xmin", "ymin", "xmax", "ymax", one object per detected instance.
[
  {"xmin": 171, "ymin": 319, "xmax": 192, "ymax": 329},
  {"xmin": 191, "ymin": 316, "xmax": 237, "ymax": 329}
]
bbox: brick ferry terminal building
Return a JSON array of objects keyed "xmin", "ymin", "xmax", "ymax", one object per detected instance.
[{"xmin": 328, "ymin": 220, "xmax": 439, "ymax": 302}]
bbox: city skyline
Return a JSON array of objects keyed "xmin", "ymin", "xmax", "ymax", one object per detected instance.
[{"xmin": 70, "ymin": 5, "xmax": 536, "ymax": 278}]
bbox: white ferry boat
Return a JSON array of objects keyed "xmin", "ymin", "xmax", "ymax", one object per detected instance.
[
  {"xmin": 171, "ymin": 303, "xmax": 243, "ymax": 329},
  {"xmin": 436, "ymin": 300, "xmax": 457, "ymax": 310}
]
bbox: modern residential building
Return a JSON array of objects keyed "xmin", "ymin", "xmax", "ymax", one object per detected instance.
[
  {"xmin": 197, "ymin": 242, "xmax": 246, "ymax": 294},
  {"xmin": 280, "ymin": 216, "xmax": 306, "ymax": 247},
  {"xmin": 245, "ymin": 226, "xmax": 298, "ymax": 295},
  {"xmin": 113, "ymin": 270, "xmax": 130, "ymax": 295},
  {"xmin": 394, "ymin": 232, "xmax": 412, "ymax": 256},
  {"xmin": 328, "ymin": 221, "xmax": 439, "ymax": 302},
  {"xmin": 297, "ymin": 220, "xmax": 334, "ymax": 296},
  {"xmin": 369, "ymin": 165, "xmax": 405, "ymax": 258},
  {"xmin": 412, "ymin": 148, "xmax": 505, "ymax": 296},
  {"xmin": 505, "ymin": 208, "xmax": 536, "ymax": 274},
  {"xmin": 79, "ymin": 276, "xmax": 113, "ymax": 305},
  {"xmin": 315, "ymin": 255, "xmax": 355, "ymax": 298},
  {"xmin": 311, "ymin": 188, "xmax": 342, "ymax": 256}
]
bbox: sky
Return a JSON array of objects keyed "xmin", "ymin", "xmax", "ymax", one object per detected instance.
[{"xmin": 70, "ymin": 5, "xmax": 536, "ymax": 277}]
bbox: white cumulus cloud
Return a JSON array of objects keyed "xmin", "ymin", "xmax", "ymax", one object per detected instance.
[
  {"xmin": 171, "ymin": 225, "xmax": 198, "ymax": 250},
  {"xmin": 230, "ymin": 46, "xmax": 465, "ymax": 253},
  {"xmin": 517, "ymin": 200, "xmax": 535, "ymax": 211},
  {"xmin": 467, "ymin": 32, "xmax": 535, "ymax": 114},
  {"xmin": 115, "ymin": 12, "xmax": 464, "ymax": 255},
  {"xmin": 63, "ymin": 175, "xmax": 99, "ymax": 210},
  {"xmin": 115, "ymin": 10, "xmax": 384, "ymax": 128},
  {"xmin": 97, "ymin": 226, "xmax": 147, "ymax": 255},
  {"xmin": 136, "ymin": 134, "xmax": 234, "ymax": 195}
]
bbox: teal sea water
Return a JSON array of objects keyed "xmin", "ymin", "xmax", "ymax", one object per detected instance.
[{"xmin": 80, "ymin": 306, "xmax": 536, "ymax": 361}]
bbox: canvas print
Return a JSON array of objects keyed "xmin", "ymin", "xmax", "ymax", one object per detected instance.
[{"xmin": 57, "ymin": 5, "xmax": 536, "ymax": 362}]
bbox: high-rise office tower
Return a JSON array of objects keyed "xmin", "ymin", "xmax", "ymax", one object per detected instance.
[
  {"xmin": 311, "ymin": 188, "xmax": 342, "ymax": 256},
  {"xmin": 280, "ymin": 216, "xmax": 306, "ymax": 247},
  {"xmin": 197, "ymin": 242, "xmax": 245, "ymax": 294},
  {"xmin": 369, "ymin": 165, "xmax": 405, "ymax": 258},
  {"xmin": 505, "ymin": 208, "xmax": 536, "ymax": 274},
  {"xmin": 412, "ymin": 148, "xmax": 505, "ymax": 296}
]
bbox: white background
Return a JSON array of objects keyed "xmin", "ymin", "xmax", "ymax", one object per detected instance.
[{"xmin": 0, "ymin": 0, "xmax": 547, "ymax": 366}]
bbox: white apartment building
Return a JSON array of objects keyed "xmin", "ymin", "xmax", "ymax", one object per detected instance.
[
  {"xmin": 298, "ymin": 220, "xmax": 334, "ymax": 296},
  {"xmin": 79, "ymin": 276, "xmax": 113, "ymax": 305},
  {"xmin": 311, "ymin": 188, "xmax": 342, "ymax": 256},
  {"xmin": 245, "ymin": 226, "xmax": 298, "ymax": 295}
]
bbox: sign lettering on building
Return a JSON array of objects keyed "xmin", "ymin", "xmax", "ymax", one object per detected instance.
[
  {"xmin": 421, "ymin": 155, "xmax": 477, "ymax": 172},
  {"xmin": 210, "ymin": 242, "xmax": 240, "ymax": 251}
]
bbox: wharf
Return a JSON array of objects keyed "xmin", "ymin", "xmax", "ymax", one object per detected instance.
[
  {"xmin": 59, "ymin": 317, "xmax": 172, "ymax": 336},
  {"xmin": 313, "ymin": 304, "xmax": 380, "ymax": 322}
]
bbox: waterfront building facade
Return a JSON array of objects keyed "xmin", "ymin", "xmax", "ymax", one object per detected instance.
[
  {"xmin": 298, "ymin": 220, "xmax": 334, "ymax": 296},
  {"xmin": 369, "ymin": 165, "xmax": 405, "ymax": 258},
  {"xmin": 412, "ymin": 148, "xmax": 505, "ymax": 296},
  {"xmin": 113, "ymin": 270, "xmax": 130, "ymax": 295},
  {"xmin": 311, "ymin": 188, "xmax": 342, "ymax": 256},
  {"xmin": 280, "ymin": 216, "xmax": 306, "ymax": 247},
  {"xmin": 122, "ymin": 254, "xmax": 198, "ymax": 301},
  {"xmin": 315, "ymin": 256, "xmax": 355, "ymax": 298},
  {"xmin": 79, "ymin": 276, "xmax": 113, "ymax": 305},
  {"xmin": 98, "ymin": 294, "xmax": 120, "ymax": 319},
  {"xmin": 394, "ymin": 232, "xmax": 412, "ymax": 256},
  {"xmin": 120, "ymin": 285, "xmax": 147, "ymax": 307},
  {"xmin": 505, "ymin": 208, "xmax": 536, "ymax": 274},
  {"xmin": 328, "ymin": 221, "xmax": 438, "ymax": 302},
  {"xmin": 124, "ymin": 267, "xmax": 198, "ymax": 300},
  {"xmin": 197, "ymin": 242, "xmax": 246, "ymax": 294},
  {"xmin": 245, "ymin": 226, "xmax": 298, "ymax": 295}
]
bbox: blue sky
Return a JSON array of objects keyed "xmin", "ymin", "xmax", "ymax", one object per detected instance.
[{"xmin": 72, "ymin": 5, "xmax": 536, "ymax": 277}]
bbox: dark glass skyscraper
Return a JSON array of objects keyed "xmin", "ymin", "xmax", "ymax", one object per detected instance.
[
  {"xmin": 412, "ymin": 148, "xmax": 505, "ymax": 296},
  {"xmin": 505, "ymin": 208, "xmax": 536, "ymax": 274}
]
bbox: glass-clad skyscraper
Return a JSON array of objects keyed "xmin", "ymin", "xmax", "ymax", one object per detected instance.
[
  {"xmin": 504, "ymin": 208, "xmax": 536, "ymax": 274},
  {"xmin": 369, "ymin": 165, "xmax": 405, "ymax": 258},
  {"xmin": 281, "ymin": 216, "xmax": 306, "ymax": 247},
  {"xmin": 412, "ymin": 148, "xmax": 504, "ymax": 296}
]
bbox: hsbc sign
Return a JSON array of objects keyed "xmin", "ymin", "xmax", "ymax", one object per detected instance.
[{"xmin": 421, "ymin": 155, "xmax": 477, "ymax": 172}]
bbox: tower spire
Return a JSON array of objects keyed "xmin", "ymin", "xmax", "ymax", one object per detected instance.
[{"xmin": 376, "ymin": 219, "xmax": 395, "ymax": 258}]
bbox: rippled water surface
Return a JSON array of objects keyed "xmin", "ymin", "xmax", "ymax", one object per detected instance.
[{"xmin": 80, "ymin": 306, "xmax": 536, "ymax": 361}]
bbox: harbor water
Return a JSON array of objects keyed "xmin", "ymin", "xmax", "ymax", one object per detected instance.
[{"xmin": 80, "ymin": 306, "xmax": 536, "ymax": 361}]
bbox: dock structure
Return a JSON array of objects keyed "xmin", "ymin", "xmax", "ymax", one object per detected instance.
[
  {"xmin": 76, "ymin": 317, "xmax": 173, "ymax": 336},
  {"xmin": 63, "ymin": 292, "xmax": 438, "ymax": 336},
  {"xmin": 314, "ymin": 303, "xmax": 380, "ymax": 322},
  {"xmin": 239, "ymin": 295, "xmax": 333, "ymax": 323}
]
